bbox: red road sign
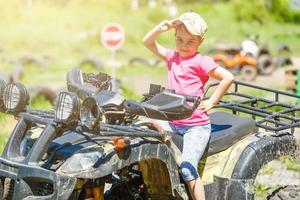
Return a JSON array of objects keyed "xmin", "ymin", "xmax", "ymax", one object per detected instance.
[{"xmin": 101, "ymin": 23, "xmax": 125, "ymax": 50}]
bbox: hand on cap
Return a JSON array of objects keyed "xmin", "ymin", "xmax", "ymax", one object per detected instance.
[
  {"xmin": 157, "ymin": 20, "xmax": 175, "ymax": 32},
  {"xmin": 171, "ymin": 20, "xmax": 181, "ymax": 29}
]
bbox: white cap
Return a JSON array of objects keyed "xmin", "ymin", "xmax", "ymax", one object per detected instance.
[{"xmin": 174, "ymin": 12, "xmax": 208, "ymax": 37}]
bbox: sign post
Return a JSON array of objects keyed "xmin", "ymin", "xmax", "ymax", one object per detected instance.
[{"xmin": 101, "ymin": 23, "xmax": 125, "ymax": 91}]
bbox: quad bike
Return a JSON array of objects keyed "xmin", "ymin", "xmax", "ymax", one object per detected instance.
[
  {"xmin": 211, "ymin": 38, "xmax": 277, "ymax": 78},
  {"xmin": 241, "ymin": 37, "xmax": 294, "ymax": 74},
  {"xmin": 0, "ymin": 67, "xmax": 299, "ymax": 200},
  {"xmin": 211, "ymin": 45, "xmax": 258, "ymax": 81},
  {"xmin": 240, "ymin": 38, "xmax": 275, "ymax": 76}
]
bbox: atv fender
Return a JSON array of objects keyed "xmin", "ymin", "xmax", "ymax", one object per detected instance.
[{"xmin": 231, "ymin": 133, "xmax": 297, "ymax": 180}]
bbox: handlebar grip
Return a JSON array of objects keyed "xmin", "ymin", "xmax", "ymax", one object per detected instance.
[
  {"xmin": 123, "ymin": 100, "xmax": 143, "ymax": 115},
  {"xmin": 185, "ymin": 95, "xmax": 200, "ymax": 103}
]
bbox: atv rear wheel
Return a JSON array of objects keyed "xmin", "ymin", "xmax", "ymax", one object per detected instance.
[
  {"xmin": 240, "ymin": 65, "xmax": 257, "ymax": 81},
  {"xmin": 257, "ymin": 54, "xmax": 274, "ymax": 75},
  {"xmin": 267, "ymin": 185, "xmax": 300, "ymax": 200}
]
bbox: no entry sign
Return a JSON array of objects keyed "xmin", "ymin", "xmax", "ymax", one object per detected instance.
[{"xmin": 101, "ymin": 23, "xmax": 125, "ymax": 50}]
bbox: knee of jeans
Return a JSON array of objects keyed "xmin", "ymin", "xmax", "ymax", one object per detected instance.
[{"xmin": 180, "ymin": 161, "xmax": 199, "ymax": 181}]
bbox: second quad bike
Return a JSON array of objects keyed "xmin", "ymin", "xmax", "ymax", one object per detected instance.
[
  {"xmin": 211, "ymin": 45, "xmax": 257, "ymax": 81},
  {"xmin": 0, "ymin": 67, "xmax": 299, "ymax": 199}
]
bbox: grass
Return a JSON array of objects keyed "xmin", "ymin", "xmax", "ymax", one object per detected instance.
[
  {"xmin": 260, "ymin": 165, "xmax": 274, "ymax": 175},
  {"xmin": 0, "ymin": 113, "xmax": 16, "ymax": 153},
  {"xmin": 254, "ymin": 155, "xmax": 300, "ymax": 199},
  {"xmin": 254, "ymin": 183, "xmax": 272, "ymax": 198},
  {"xmin": 279, "ymin": 156, "xmax": 300, "ymax": 172}
]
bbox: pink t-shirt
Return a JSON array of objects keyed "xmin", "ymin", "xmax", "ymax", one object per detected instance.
[{"xmin": 166, "ymin": 49, "xmax": 218, "ymax": 126}]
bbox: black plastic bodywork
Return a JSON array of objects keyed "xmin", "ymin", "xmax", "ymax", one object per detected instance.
[
  {"xmin": 232, "ymin": 133, "xmax": 297, "ymax": 180},
  {"xmin": 124, "ymin": 91, "xmax": 199, "ymax": 121},
  {"xmin": 170, "ymin": 111, "xmax": 258, "ymax": 155},
  {"xmin": 0, "ymin": 113, "xmax": 77, "ymax": 199}
]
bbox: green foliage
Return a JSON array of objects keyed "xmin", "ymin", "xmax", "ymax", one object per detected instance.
[
  {"xmin": 279, "ymin": 156, "xmax": 300, "ymax": 172},
  {"xmin": 30, "ymin": 95, "xmax": 53, "ymax": 110},
  {"xmin": 232, "ymin": 0, "xmax": 269, "ymax": 24},
  {"xmin": 120, "ymin": 86, "xmax": 141, "ymax": 100},
  {"xmin": 268, "ymin": 0, "xmax": 300, "ymax": 23},
  {"xmin": 261, "ymin": 165, "xmax": 274, "ymax": 175},
  {"xmin": 0, "ymin": 113, "xmax": 15, "ymax": 153},
  {"xmin": 254, "ymin": 184, "xmax": 271, "ymax": 197}
]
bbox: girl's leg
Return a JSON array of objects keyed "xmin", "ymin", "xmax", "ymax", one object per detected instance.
[
  {"xmin": 180, "ymin": 124, "xmax": 211, "ymax": 200},
  {"xmin": 152, "ymin": 120, "xmax": 174, "ymax": 132}
]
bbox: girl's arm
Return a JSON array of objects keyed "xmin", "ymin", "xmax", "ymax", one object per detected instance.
[
  {"xmin": 199, "ymin": 66, "xmax": 235, "ymax": 112},
  {"xmin": 142, "ymin": 20, "xmax": 174, "ymax": 61}
]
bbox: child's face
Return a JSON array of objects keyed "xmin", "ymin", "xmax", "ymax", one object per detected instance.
[{"xmin": 175, "ymin": 24, "xmax": 202, "ymax": 57}]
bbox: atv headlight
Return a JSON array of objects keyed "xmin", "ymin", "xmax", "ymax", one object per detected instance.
[
  {"xmin": 3, "ymin": 83, "xmax": 29, "ymax": 113},
  {"xmin": 55, "ymin": 92, "xmax": 80, "ymax": 123},
  {"xmin": 60, "ymin": 151, "xmax": 103, "ymax": 173},
  {"xmin": 80, "ymin": 97, "xmax": 102, "ymax": 130},
  {"xmin": 0, "ymin": 80, "xmax": 6, "ymax": 111}
]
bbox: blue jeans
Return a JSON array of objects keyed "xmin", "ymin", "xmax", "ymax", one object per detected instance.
[{"xmin": 156, "ymin": 120, "xmax": 211, "ymax": 182}]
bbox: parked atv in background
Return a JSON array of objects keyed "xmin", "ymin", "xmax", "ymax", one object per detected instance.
[
  {"xmin": 211, "ymin": 44, "xmax": 257, "ymax": 81},
  {"xmin": 0, "ymin": 67, "xmax": 299, "ymax": 200},
  {"xmin": 241, "ymin": 35, "xmax": 294, "ymax": 72},
  {"xmin": 211, "ymin": 36, "xmax": 293, "ymax": 80},
  {"xmin": 276, "ymin": 43, "xmax": 294, "ymax": 67}
]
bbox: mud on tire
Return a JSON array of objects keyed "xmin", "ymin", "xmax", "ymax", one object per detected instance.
[
  {"xmin": 240, "ymin": 65, "xmax": 257, "ymax": 81},
  {"xmin": 267, "ymin": 185, "xmax": 300, "ymax": 200},
  {"xmin": 257, "ymin": 54, "xmax": 274, "ymax": 75}
]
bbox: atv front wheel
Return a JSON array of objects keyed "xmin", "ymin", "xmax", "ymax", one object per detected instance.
[
  {"xmin": 0, "ymin": 179, "xmax": 3, "ymax": 198},
  {"xmin": 3, "ymin": 178, "xmax": 14, "ymax": 200},
  {"xmin": 240, "ymin": 65, "xmax": 257, "ymax": 81},
  {"xmin": 257, "ymin": 54, "xmax": 274, "ymax": 75},
  {"xmin": 267, "ymin": 185, "xmax": 300, "ymax": 200}
]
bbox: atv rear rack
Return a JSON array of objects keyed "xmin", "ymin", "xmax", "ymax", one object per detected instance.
[{"xmin": 206, "ymin": 81, "xmax": 300, "ymax": 133}]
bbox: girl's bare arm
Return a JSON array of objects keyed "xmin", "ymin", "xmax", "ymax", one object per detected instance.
[
  {"xmin": 142, "ymin": 20, "xmax": 174, "ymax": 61},
  {"xmin": 199, "ymin": 66, "xmax": 235, "ymax": 112}
]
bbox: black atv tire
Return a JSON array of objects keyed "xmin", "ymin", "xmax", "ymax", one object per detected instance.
[
  {"xmin": 3, "ymin": 178, "xmax": 14, "ymax": 200},
  {"xmin": 216, "ymin": 60, "xmax": 225, "ymax": 67},
  {"xmin": 215, "ymin": 61, "xmax": 239, "ymax": 76},
  {"xmin": 257, "ymin": 54, "xmax": 274, "ymax": 75},
  {"xmin": 9, "ymin": 58, "xmax": 24, "ymax": 82},
  {"xmin": 20, "ymin": 55, "xmax": 46, "ymax": 68},
  {"xmin": 28, "ymin": 86, "xmax": 57, "ymax": 104},
  {"xmin": 129, "ymin": 57, "xmax": 151, "ymax": 67},
  {"xmin": 153, "ymin": 59, "xmax": 162, "ymax": 67},
  {"xmin": 9, "ymin": 64, "xmax": 24, "ymax": 83},
  {"xmin": 267, "ymin": 185, "xmax": 300, "ymax": 200},
  {"xmin": 79, "ymin": 56, "xmax": 103, "ymax": 70},
  {"xmin": 240, "ymin": 65, "xmax": 257, "ymax": 81},
  {"xmin": 276, "ymin": 56, "xmax": 293, "ymax": 67}
]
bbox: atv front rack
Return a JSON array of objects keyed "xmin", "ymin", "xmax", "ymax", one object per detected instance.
[{"xmin": 206, "ymin": 81, "xmax": 300, "ymax": 133}]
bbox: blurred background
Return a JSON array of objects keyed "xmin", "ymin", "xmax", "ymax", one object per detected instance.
[{"xmin": 0, "ymin": 0, "xmax": 300, "ymax": 198}]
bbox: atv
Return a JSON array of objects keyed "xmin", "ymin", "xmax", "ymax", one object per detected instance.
[
  {"xmin": 0, "ymin": 67, "xmax": 299, "ymax": 200},
  {"xmin": 211, "ymin": 44, "xmax": 257, "ymax": 81}
]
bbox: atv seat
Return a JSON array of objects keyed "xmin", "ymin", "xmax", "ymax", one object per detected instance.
[{"xmin": 170, "ymin": 112, "xmax": 258, "ymax": 157}]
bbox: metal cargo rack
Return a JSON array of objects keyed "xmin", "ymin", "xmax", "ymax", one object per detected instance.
[{"xmin": 206, "ymin": 81, "xmax": 300, "ymax": 133}]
